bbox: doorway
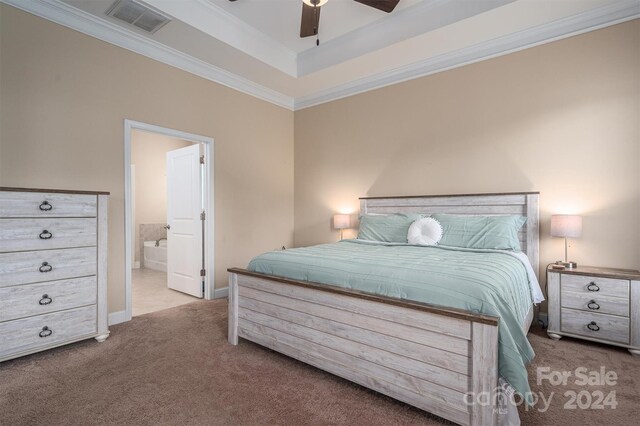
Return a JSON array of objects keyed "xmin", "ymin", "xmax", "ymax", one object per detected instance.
[{"xmin": 124, "ymin": 120, "xmax": 214, "ymax": 322}]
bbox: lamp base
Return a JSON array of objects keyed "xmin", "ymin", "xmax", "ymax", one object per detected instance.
[{"xmin": 556, "ymin": 260, "xmax": 577, "ymax": 269}]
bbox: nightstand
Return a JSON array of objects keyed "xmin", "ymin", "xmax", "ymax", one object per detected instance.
[{"xmin": 547, "ymin": 265, "xmax": 640, "ymax": 356}]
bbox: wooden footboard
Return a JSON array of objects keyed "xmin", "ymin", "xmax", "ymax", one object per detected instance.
[{"xmin": 228, "ymin": 268, "xmax": 499, "ymax": 426}]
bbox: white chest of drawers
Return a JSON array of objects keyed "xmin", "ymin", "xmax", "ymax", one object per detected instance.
[
  {"xmin": 547, "ymin": 265, "xmax": 640, "ymax": 357},
  {"xmin": 0, "ymin": 188, "xmax": 109, "ymax": 362}
]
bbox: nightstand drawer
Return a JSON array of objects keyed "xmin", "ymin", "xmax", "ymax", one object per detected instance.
[
  {"xmin": 561, "ymin": 309, "xmax": 629, "ymax": 344},
  {"xmin": 561, "ymin": 274, "xmax": 629, "ymax": 299},
  {"xmin": 561, "ymin": 291, "xmax": 629, "ymax": 317}
]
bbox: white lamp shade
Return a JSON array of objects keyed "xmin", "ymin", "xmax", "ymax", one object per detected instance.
[
  {"xmin": 333, "ymin": 214, "xmax": 350, "ymax": 229},
  {"xmin": 550, "ymin": 215, "xmax": 582, "ymax": 238}
]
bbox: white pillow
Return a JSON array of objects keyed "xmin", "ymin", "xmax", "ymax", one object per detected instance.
[{"xmin": 407, "ymin": 217, "xmax": 443, "ymax": 246}]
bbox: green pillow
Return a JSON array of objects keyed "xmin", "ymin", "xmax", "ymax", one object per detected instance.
[
  {"xmin": 357, "ymin": 213, "xmax": 420, "ymax": 243},
  {"xmin": 431, "ymin": 214, "xmax": 527, "ymax": 251}
]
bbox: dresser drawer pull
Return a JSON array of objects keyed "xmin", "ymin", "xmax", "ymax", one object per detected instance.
[
  {"xmin": 38, "ymin": 230, "xmax": 53, "ymax": 240},
  {"xmin": 39, "ymin": 201, "xmax": 53, "ymax": 211},
  {"xmin": 587, "ymin": 321, "xmax": 600, "ymax": 331},
  {"xmin": 38, "ymin": 294, "xmax": 53, "ymax": 305},
  {"xmin": 38, "ymin": 326, "xmax": 52, "ymax": 338},
  {"xmin": 587, "ymin": 282, "xmax": 600, "ymax": 292},
  {"xmin": 587, "ymin": 300, "xmax": 600, "ymax": 310},
  {"xmin": 39, "ymin": 262, "xmax": 53, "ymax": 273}
]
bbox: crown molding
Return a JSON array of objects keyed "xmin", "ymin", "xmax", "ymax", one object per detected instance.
[
  {"xmin": 0, "ymin": 0, "xmax": 295, "ymax": 110},
  {"xmin": 294, "ymin": 1, "xmax": 640, "ymax": 110},
  {"xmin": 1, "ymin": 0, "xmax": 637, "ymax": 112},
  {"xmin": 146, "ymin": 0, "xmax": 297, "ymax": 76},
  {"xmin": 297, "ymin": 0, "xmax": 515, "ymax": 77}
]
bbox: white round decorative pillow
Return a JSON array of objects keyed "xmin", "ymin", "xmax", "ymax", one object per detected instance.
[{"xmin": 407, "ymin": 217, "xmax": 443, "ymax": 246}]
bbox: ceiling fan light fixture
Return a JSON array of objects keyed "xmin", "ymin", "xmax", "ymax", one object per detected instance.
[{"xmin": 302, "ymin": 0, "xmax": 328, "ymax": 7}]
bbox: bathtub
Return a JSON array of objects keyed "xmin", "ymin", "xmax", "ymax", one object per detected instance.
[{"xmin": 144, "ymin": 240, "xmax": 167, "ymax": 272}]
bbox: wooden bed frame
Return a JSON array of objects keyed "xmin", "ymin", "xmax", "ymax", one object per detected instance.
[{"xmin": 228, "ymin": 192, "xmax": 540, "ymax": 426}]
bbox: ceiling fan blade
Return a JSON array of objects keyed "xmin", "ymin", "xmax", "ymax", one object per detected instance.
[
  {"xmin": 353, "ymin": 0, "xmax": 400, "ymax": 13},
  {"xmin": 300, "ymin": 3, "xmax": 321, "ymax": 38}
]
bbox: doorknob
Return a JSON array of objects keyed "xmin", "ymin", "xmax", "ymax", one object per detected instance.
[{"xmin": 164, "ymin": 225, "xmax": 171, "ymax": 230}]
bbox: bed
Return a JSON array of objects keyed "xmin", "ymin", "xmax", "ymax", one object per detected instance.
[{"xmin": 228, "ymin": 192, "xmax": 540, "ymax": 426}]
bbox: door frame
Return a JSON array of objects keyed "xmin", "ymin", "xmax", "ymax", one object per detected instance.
[{"xmin": 123, "ymin": 119, "xmax": 215, "ymax": 323}]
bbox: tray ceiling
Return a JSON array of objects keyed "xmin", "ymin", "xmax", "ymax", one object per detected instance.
[{"xmin": 3, "ymin": 0, "xmax": 639, "ymax": 110}]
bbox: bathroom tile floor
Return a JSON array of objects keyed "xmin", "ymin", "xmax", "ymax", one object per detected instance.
[{"xmin": 132, "ymin": 268, "xmax": 199, "ymax": 316}]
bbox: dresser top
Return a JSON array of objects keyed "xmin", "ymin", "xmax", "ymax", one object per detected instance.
[
  {"xmin": 0, "ymin": 187, "xmax": 110, "ymax": 195},
  {"xmin": 548, "ymin": 264, "xmax": 640, "ymax": 280}
]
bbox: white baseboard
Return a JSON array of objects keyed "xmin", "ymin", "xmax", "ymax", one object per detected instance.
[
  {"xmin": 214, "ymin": 286, "xmax": 229, "ymax": 299},
  {"xmin": 133, "ymin": 261, "xmax": 140, "ymax": 269},
  {"xmin": 108, "ymin": 310, "xmax": 128, "ymax": 325}
]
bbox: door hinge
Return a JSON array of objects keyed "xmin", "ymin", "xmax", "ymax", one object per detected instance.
[
  {"xmin": 200, "ymin": 155, "xmax": 205, "ymax": 164},
  {"xmin": 200, "ymin": 269, "xmax": 206, "ymax": 277},
  {"xmin": 200, "ymin": 211, "xmax": 205, "ymax": 220}
]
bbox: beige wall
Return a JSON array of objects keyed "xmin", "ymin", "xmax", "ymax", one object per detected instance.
[
  {"xmin": 131, "ymin": 130, "xmax": 192, "ymax": 263},
  {"xmin": 294, "ymin": 20, "xmax": 640, "ymax": 288},
  {"xmin": 0, "ymin": 5, "xmax": 294, "ymax": 314},
  {"xmin": 1, "ymin": 3, "xmax": 638, "ymax": 316}
]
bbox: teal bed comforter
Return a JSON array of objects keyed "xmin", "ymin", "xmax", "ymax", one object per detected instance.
[{"xmin": 247, "ymin": 239, "xmax": 535, "ymax": 398}]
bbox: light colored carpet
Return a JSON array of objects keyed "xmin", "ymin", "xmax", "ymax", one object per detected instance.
[
  {"xmin": 0, "ymin": 300, "xmax": 638, "ymax": 425},
  {"xmin": 132, "ymin": 268, "xmax": 198, "ymax": 316}
]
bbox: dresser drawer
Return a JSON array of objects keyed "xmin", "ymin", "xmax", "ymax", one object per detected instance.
[
  {"xmin": 561, "ymin": 291, "xmax": 629, "ymax": 317},
  {"xmin": 0, "ymin": 218, "xmax": 96, "ymax": 253},
  {"xmin": 0, "ymin": 276, "xmax": 96, "ymax": 322},
  {"xmin": 0, "ymin": 247, "xmax": 96, "ymax": 287},
  {"xmin": 0, "ymin": 305, "xmax": 97, "ymax": 359},
  {"xmin": 561, "ymin": 309, "xmax": 629, "ymax": 344},
  {"xmin": 561, "ymin": 274, "xmax": 629, "ymax": 299},
  {"xmin": 0, "ymin": 192, "xmax": 96, "ymax": 218}
]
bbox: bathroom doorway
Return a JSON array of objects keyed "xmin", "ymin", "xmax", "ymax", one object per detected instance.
[{"xmin": 123, "ymin": 120, "xmax": 214, "ymax": 322}]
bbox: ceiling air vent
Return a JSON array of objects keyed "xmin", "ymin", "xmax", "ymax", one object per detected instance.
[{"xmin": 106, "ymin": 0, "xmax": 171, "ymax": 34}]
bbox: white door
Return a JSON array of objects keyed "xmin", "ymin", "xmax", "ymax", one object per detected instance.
[{"xmin": 166, "ymin": 144, "xmax": 204, "ymax": 298}]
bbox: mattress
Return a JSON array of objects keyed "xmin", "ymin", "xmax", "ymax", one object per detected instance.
[{"xmin": 248, "ymin": 239, "xmax": 540, "ymax": 398}]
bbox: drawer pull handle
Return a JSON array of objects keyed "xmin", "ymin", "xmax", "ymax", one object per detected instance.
[
  {"xmin": 39, "ymin": 262, "xmax": 53, "ymax": 273},
  {"xmin": 39, "ymin": 326, "xmax": 52, "ymax": 338},
  {"xmin": 587, "ymin": 321, "xmax": 600, "ymax": 332},
  {"xmin": 39, "ymin": 294, "xmax": 53, "ymax": 305},
  {"xmin": 39, "ymin": 230, "xmax": 53, "ymax": 240},
  {"xmin": 587, "ymin": 282, "xmax": 600, "ymax": 292},
  {"xmin": 39, "ymin": 201, "xmax": 53, "ymax": 211},
  {"xmin": 587, "ymin": 300, "xmax": 600, "ymax": 310}
]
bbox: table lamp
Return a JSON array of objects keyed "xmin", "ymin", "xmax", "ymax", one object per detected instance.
[
  {"xmin": 550, "ymin": 214, "xmax": 582, "ymax": 269},
  {"xmin": 333, "ymin": 214, "xmax": 350, "ymax": 240}
]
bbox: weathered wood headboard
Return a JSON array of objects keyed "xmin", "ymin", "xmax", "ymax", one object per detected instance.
[{"xmin": 360, "ymin": 192, "xmax": 540, "ymax": 278}]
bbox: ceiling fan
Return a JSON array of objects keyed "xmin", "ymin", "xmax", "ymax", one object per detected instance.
[{"xmin": 229, "ymin": 0, "xmax": 401, "ymax": 46}]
